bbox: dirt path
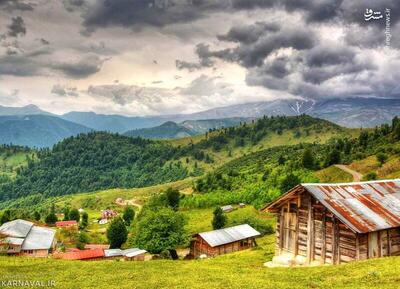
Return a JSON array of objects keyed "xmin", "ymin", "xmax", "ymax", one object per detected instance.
[{"xmin": 334, "ymin": 164, "xmax": 363, "ymax": 182}]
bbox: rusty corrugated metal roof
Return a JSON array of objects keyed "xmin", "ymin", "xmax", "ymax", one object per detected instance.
[{"xmin": 303, "ymin": 180, "xmax": 400, "ymax": 233}]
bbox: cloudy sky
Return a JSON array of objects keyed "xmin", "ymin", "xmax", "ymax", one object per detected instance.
[{"xmin": 0, "ymin": 0, "xmax": 399, "ymax": 116}]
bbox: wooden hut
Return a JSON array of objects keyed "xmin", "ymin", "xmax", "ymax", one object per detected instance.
[
  {"xmin": 264, "ymin": 180, "xmax": 400, "ymax": 265},
  {"xmin": 190, "ymin": 224, "xmax": 260, "ymax": 258}
]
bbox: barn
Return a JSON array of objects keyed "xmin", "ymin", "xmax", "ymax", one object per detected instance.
[
  {"xmin": 189, "ymin": 224, "xmax": 260, "ymax": 258},
  {"xmin": 264, "ymin": 180, "xmax": 400, "ymax": 265}
]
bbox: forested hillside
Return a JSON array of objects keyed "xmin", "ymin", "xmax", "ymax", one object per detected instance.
[
  {"xmin": 185, "ymin": 117, "xmax": 400, "ymax": 209},
  {"xmin": 0, "ymin": 133, "xmax": 190, "ymax": 201},
  {"xmin": 0, "ymin": 115, "xmax": 362, "ymax": 203}
]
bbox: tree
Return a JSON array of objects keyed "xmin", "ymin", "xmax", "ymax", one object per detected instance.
[
  {"xmin": 76, "ymin": 231, "xmax": 89, "ymax": 250},
  {"xmin": 33, "ymin": 211, "xmax": 41, "ymax": 222},
  {"xmin": 376, "ymin": 152, "xmax": 388, "ymax": 165},
  {"xmin": 62, "ymin": 207, "xmax": 70, "ymax": 221},
  {"xmin": 325, "ymin": 148, "xmax": 341, "ymax": 166},
  {"xmin": 212, "ymin": 207, "xmax": 227, "ymax": 230},
  {"xmin": 165, "ymin": 188, "xmax": 180, "ymax": 210},
  {"xmin": 279, "ymin": 173, "xmax": 300, "ymax": 193},
  {"xmin": 134, "ymin": 208, "xmax": 187, "ymax": 259},
  {"xmin": 45, "ymin": 204, "xmax": 58, "ymax": 225},
  {"xmin": 80, "ymin": 212, "xmax": 89, "ymax": 229},
  {"xmin": 69, "ymin": 208, "xmax": 80, "ymax": 223},
  {"xmin": 301, "ymin": 148, "xmax": 314, "ymax": 169},
  {"xmin": 0, "ymin": 210, "xmax": 11, "ymax": 224},
  {"xmin": 107, "ymin": 217, "xmax": 128, "ymax": 249},
  {"xmin": 122, "ymin": 206, "xmax": 135, "ymax": 226}
]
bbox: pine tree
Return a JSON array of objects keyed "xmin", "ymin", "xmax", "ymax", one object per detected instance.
[
  {"xmin": 107, "ymin": 217, "xmax": 128, "ymax": 249},
  {"xmin": 301, "ymin": 148, "xmax": 315, "ymax": 169},
  {"xmin": 45, "ymin": 204, "xmax": 58, "ymax": 225},
  {"xmin": 69, "ymin": 208, "xmax": 80, "ymax": 223},
  {"xmin": 122, "ymin": 206, "xmax": 135, "ymax": 226},
  {"xmin": 80, "ymin": 212, "xmax": 89, "ymax": 229},
  {"xmin": 165, "ymin": 188, "xmax": 180, "ymax": 211},
  {"xmin": 212, "ymin": 207, "xmax": 227, "ymax": 230}
]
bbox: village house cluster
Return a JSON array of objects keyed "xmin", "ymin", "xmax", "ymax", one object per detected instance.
[{"xmin": 2, "ymin": 179, "xmax": 400, "ymax": 267}]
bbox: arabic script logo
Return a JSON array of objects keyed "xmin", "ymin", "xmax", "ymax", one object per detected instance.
[{"xmin": 364, "ymin": 8, "xmax": 383, "ymax": 21}]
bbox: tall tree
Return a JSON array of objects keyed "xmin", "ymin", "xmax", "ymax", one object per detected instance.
[
  {"xmin": 69, "ymin": 208, "xmax": 80, "ymax": 223},
  {"xmin": 212, "ymin": 207, "xmax": 227, "ymax": 230},
  {"xmin": 134, "ymin": 208, "xmax": 187, "ymax": 259},
  {"xmin": 45, "ymin": 204, "xmax": 58, "ymax": 225},
  {"xmin": 33, "ymin": 211, "xmax": 41, "ymax": 222},
  {"xmin": 301, "ymin": 148, "xmax": 315, "ymax": 169},
  {"xmin": 165, "ymin": 188, "xmax": 180, "ymax": 211},
  {"xmin": 122, "ymin": 206, "xmax": 135, "ymax": 226},
  {"xmin": 107, "ymin": 217, "xmax": 128, "ymax": 249},
  {"xmin": 80, "ymin": 212, "xmax": 89, "ymax": 229}
]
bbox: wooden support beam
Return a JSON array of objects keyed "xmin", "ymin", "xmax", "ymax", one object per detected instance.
[
  {"xmin": 306, "ymin": 196, "xmax": 314, "ymax": 264},
  {"xmin": 294, "ymin": 198, "xmax": 300, "ymax": 256},
  {"xmin": 387, "ymin": 230, "xmax": 391, "ymax": 256},
  {"xmin": 321, "ymin": 208, "xmax": 326, "ymax": 264},
  {"xmin": 356, "ymin": 234, "xmax": 360, "ymax": 261},
  {"xmin": 378, "ymin": 231, "xmax": 382, "ymax": 258},
  {"xmin": 279, "ymin": 206, "xmax": 284, "ymax": 254}
]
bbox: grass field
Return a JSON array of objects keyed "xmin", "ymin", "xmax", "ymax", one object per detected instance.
[
  {"xmin": 349, "ymin": 155, "xmax": 400, "ymax": 180},
  {"xmin": 2, "ymin": 234, "xmax": 400, "ymax": 289},
  {"xmin": 0, "ymin": 150, "xmax": 34, "ymax": 179},
  {"xmin": 315, "ymin": 166, "xmax": 353, "ymax": 183}
]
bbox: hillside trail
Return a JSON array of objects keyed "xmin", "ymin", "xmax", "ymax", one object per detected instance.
[{"xmin": 334, "ymin": 164, "xmax": 363, "ymax": 182}]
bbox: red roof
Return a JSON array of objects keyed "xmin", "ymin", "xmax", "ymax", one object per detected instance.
[
  {"xmin": 57, "ymin": 248, "xmax": 104, "ymax": 260},
  {"xmin": 55, "ymin": 221, "xmax": 77, "ymax": 227}
]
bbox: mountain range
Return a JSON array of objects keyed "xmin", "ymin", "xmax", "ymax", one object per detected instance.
[{"xmin": 0, "ymin": 97, "xmax": 399, "ymax": 147}]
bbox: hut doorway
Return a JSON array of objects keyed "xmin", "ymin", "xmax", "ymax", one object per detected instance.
[
  {"xmin": 368, "ymin": 232, "xmax": 380, "ymax": 258},
  {"xmin": 282, "ymin": 211, "xmax": 297, "ymax": 252}
]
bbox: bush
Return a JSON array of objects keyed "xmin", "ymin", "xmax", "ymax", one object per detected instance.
[
  {"xmin": 107, "ymin": 217, "xmax": 128, "ymax": 249},
  {"xmin": 362, "ymin": 172, "xmax": 377, "ymax": 181}
]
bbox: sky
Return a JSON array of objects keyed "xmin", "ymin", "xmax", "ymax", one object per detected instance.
[{"xmin": 0, "ymin": 0, "xmax": 399, "ymax": 116}]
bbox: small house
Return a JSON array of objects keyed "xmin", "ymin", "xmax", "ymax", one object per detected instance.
[
  {"xmin": 55, "ymin": 220, "xmax": 77, "ymax": 228},
  {"xmin": 190, "ymin": 224, "xmax": 260, "ymax": 258},
  {"xmin": 0, "ymin": 219, "xmax": 56, "ymax": 257},
  {"xmin": 264, "ymin": 180, "xmax": 400, "ymax": 265},
  {"xmin": 220, "ymin": 205, "xmax": 234, "ymax": 213},
  {"xmin": 104, "ymin": 248, "xmax": 147, "ymax": 261},
  {"xmin": 101, "ymin": 209, "xmax": 118, "ymax": 220}
]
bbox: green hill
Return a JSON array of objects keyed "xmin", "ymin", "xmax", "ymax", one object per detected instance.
[
  {"xmin": 0, "ymin": 115, "xmax": 358, "ymax": 205},
  {"xmin": 124, "ymin": 121, "xmax": 195, "ymax": 139}
]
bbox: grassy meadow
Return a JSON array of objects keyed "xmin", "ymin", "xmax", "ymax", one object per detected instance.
[{"xmin": 2, "ymin": 234, "xmax": 400, "ymax": 289}]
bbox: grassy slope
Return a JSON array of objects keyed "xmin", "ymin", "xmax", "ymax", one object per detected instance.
[
  {"xmin": 349, "ymin": 155, "xmax": 400, "ymax": 179},
  {"xmin": 315, "ymin": 166, "xmax": 353, "ymax": 183},
  {"xmin": 2, "ymin": 235, "xmax": 400, "ymax": 289},
  {"xmin": 172, "ymin": 125, "xmax": 361, "ymax": 173},
  {"xmin": 0, "ymin": 151, "xmax": 33, "ymax": 178}
]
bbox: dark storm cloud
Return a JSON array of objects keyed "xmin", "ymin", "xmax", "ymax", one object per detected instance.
[
  {"xmin": 7, "ymin": 17, "xmax": 26, "ymax": 37},
  {"xmin": 217, "ymin": 21, "xmax": 279, "ymax": 44},
  {"xmin": 196, "ymin": 23, "xmax": 316, "ymax": 68},
  {"xmin": 50, "ymin": 55, "xmax": 105, "ymax": 78},
  {"xmin": 0, "ymin": 55, "xmax": 40, "ymax": 76},
  {"xmin": 63, "ymin": 0, "xmax": 86, "ymax": 12},
  {"xmin": 0, "ymin": 0, "xmax": 35, "ymax": 11},
  {"xmin": 305, "ymin": 45, "xmax": 355, "ymax": 67}
]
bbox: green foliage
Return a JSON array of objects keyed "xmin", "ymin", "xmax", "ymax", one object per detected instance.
[
  {"xmin": 122, "ymin": 206, "xmax": 135, "ymax": 226},
  {"xmin": 68, "ymin": 208, "xmax": 80, "ymax": 223},
  {"xmin": 80, "ymin": 212, "xmax": 89, "ymax": 229},
  {"xmin": 279, "ymin": 173, "xmax": 301, "ymax": 193},
  {"xmin": 0, "ymin": 210, "xmax": 11, "ymax": 224},
  {"xmin": 107, "ymin": 217, "xmax": 128, "ymax": 249},
  {"xmin": 33, "ymin": 211, "xmax": 41, "ymax": 221},
  {"xmin": 301, "ymin": 148, "xmax": 315, "ymax": 169},
  {"xmin": 76, "ymin": 231, "xmax": 89, "ymax": 249},
  {"xmin": 45, "ymin": 204, "xmax": 58, "ymax": 225},
  {"xmin": 228, "ymin": 214, "xmax": 274, "ymax": 235},
  {"xmin": 212, "ymin": 207, "xmax": 227, "ymax": 230},
  {"xmin": 0, "ymin": 132, "xmax": 188, "ymax": 201},
  {"xmin": 363, "ymin": 172, "xmax": 378, "ymax": 181},
  {"xmin": 165, "ymin": 187, "xmax": 181, "ymax": 211},
  {"xmin": 134, "ymin": 208, "xmax": 188, "ymax": 254},
  {"xmin": 376, "ymin": 153, "xmax": 388, "ymax": 165},
  {"xmin": 62, "ymin": 207, "xmax": 70, "ymax": 221}
]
